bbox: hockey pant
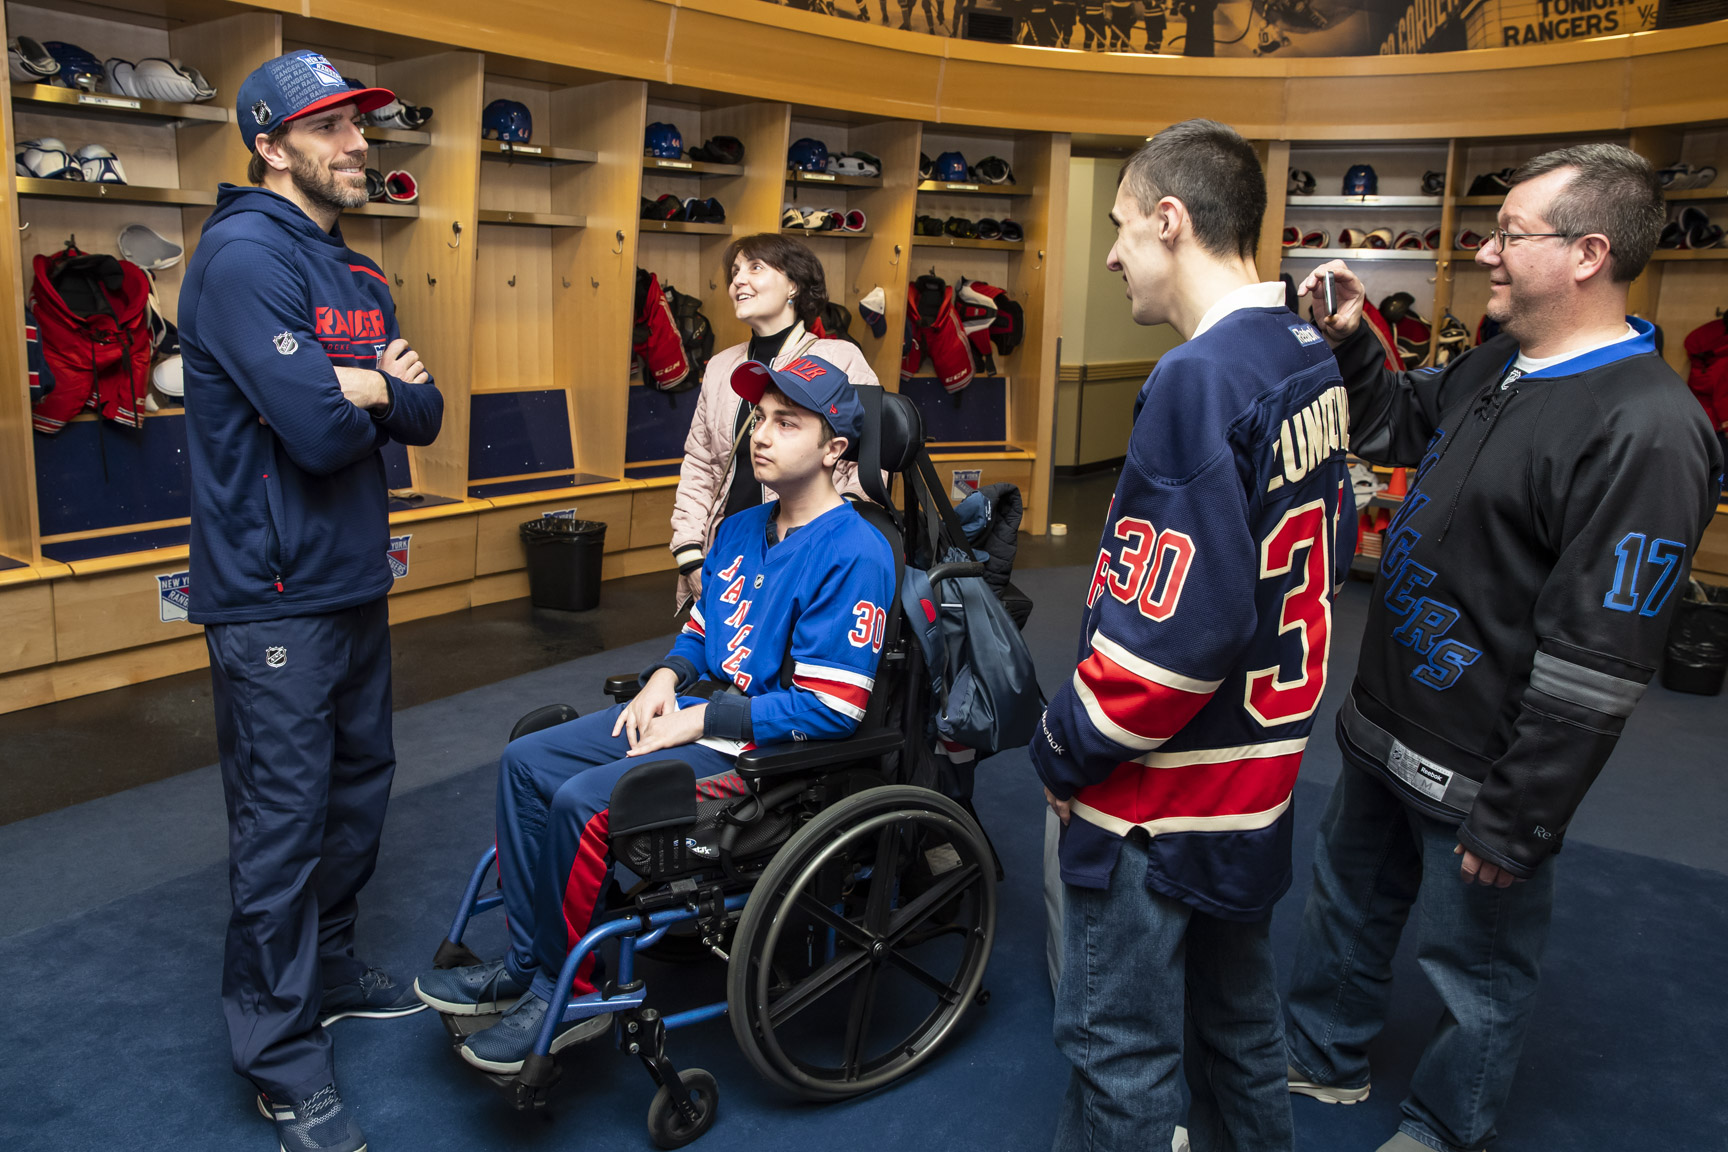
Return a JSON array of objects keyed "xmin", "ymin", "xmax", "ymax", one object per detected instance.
[
  {"xmin": 496, "ymin": 702, "xmax": 749, "ymax": 1002},
  {"xmin": 207, "ymin": 598, "xmax": 395, "ymax": 1101}
]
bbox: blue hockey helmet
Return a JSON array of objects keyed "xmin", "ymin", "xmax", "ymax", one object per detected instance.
[
  {"xmin": 1342, "ymin": 164, "xmax": 1378, "ymax": 197},
  {"xmin": 787, "ymin": 137, "xmax": 829, "ymax": 172},
  {"xmin": 44, "ymin": 41, "xmax": 103, "ymax": 92},
  {"xmin": 933, "ymin": 150, "xmax": 968, "ymax": 182},
  {"xmin": 482, "ymin": 99, "xmax": 532, "ymax": 143},
  {"xmin": 644, "ymin": 122, "xmax": 683, "ymax": 159}
]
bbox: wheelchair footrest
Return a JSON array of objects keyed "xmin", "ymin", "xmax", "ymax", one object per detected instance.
[
  {"xmin": 439, "ymin": 1010, "xmax": 505, "ymax": 1042},
  {"xmin": 433, "ymin": 937, "xmax": 485, "ymax": 970}
]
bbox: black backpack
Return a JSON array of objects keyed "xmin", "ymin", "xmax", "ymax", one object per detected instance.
[{"xmin": 662, "ymin": 283, "xmax": 714, "ymax": 392}]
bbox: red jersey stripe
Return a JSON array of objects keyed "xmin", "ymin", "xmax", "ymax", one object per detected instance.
[
  {"xmin": 1074, "ymin": 645, "xmax": 1216, "ymax": 749},
  {"xmin": 792, "ymin": 674, "xmax": 871, "ymax": 712},
  {"xmin": 1075, "ymin": 751, "xmax": 1302, "ymax": 824},
  {"xmin": 348, "ymin": 263, "xmax": 389, "ymax": 285}
]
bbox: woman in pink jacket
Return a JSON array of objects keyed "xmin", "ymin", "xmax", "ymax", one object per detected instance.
[{"xmin": 669, "ymin": 233, "xmax": 879, "ymax": 609}]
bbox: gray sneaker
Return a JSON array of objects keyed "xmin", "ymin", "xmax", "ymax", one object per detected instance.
[
  {"xmin": 274, "ymin": 1084, "xmax": 365, "ymax": 1152},
  {"xmin": 1287, "ymin": 1064, "xmax": 1371, "ymax": 1104}
]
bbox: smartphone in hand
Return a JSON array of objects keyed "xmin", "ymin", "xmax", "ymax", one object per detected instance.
[{"xmin": 1322, "ymin": 271, "xmax": 1338, "ymax": 318}]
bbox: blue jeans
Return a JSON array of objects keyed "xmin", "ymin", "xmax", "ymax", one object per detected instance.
[
  {"xmin": 1286, "ymin": 761, "xmax": 1556, "ymax": 1152},
  {"xmin": 1053, "ymin": 835, "xmax": 1293, "ymax": 1152}
]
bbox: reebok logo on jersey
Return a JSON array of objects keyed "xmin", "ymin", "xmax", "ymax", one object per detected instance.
[
  {"xmin": 1267, "ymin": 384, "xmax": 1349, "ymax": 491},
  {"xmin": 1288, "ymin": 323, "xmax": 1324, "ymax": 346}
]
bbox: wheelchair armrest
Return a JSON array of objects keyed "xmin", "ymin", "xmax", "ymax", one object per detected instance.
[
  {"xmin": 604, "ymin": 674, "xmax": 643, "ymax": 703},
  {"xmin": 927, "ymin": 560, "xmax": 986, "ymax": 586},
  {"xmin": 733, "ymin": 728, "xmax": 905, "ymax": 781}
]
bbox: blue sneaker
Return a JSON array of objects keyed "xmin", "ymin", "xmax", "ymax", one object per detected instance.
[
  {"xmin": 273, "ymin": 1084, "xmax": 365, "ymax": 1152},
  {"xmin": 458, "ymin": 992, "xmax": 613, "ymax": 1073},
  {"xmin": 414, "ymin": 957, "xmax": 531, "ymax": 1016},
  {"xmin": 319, "ymin": 966, "xmax": 427, "ymax": 1026}
]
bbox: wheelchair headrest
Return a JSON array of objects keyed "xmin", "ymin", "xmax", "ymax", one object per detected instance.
[{"xmin": 842, "ymin": 388, "xmax": 923, "ymax": 473}]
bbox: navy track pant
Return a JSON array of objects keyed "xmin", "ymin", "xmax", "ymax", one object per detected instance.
[
  {"xmin": 495, "ymin": 703, "xmax": 743, "ymax": 1002},
  {"xmin": 206, "ymin": 598, "xmax": 395, "ymax": 1101}
]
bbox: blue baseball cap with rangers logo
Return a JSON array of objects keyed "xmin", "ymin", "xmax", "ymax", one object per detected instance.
[
  {"xmin": 236, "ymin": 51, "xmax": 395, "ymax": 152},
  {"xmin": 731, "ymin": 354, "xmax": 863, "ymax": 442}
]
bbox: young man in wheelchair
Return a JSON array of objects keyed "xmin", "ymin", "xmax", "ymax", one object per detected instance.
[{"xmin": 414, "ymin": 354, "xmax": 895, "ymax": 1073}]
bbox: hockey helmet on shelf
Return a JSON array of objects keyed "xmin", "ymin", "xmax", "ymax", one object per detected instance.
[
  {"xmin": 1421, "ymin": 170, "xmax": 1445, "ymax": 196},
  {"xmin": 644, "ymin": 121, "xmax": 683, "ymax": 158},
  {"xmin": 932, "ymin": 151, "xmax": 968, "ymax": 182},
  {"xmin": 43, "ymin": 41, "xmax": 102, "ymax": 91},
  {"xmin": 1342, "ymin": 164, "xmax": 1378, "ymax": 197},
  {"xmin": 15, "ymin": 137, "xmax": 81, "ymax": 180},
  {"xmin": 1287, "ymin": 168, "xmax": 1316, "ymax": 196},
  {"xmin": 483, "ymin": 99, "xmax": 533, "ymax": 143},
  {"xmin": 971, "ymin": 155, "xmax": 1014, "ymax": 184},
  {"xmin": 788, "ymin": 137, "xmax": 829, "ymax": 172}
]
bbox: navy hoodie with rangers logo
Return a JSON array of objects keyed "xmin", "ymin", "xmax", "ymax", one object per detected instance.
[
  {"xmin": 179, "ymin": 183, "xmax": 443, "ymax": 624},
  {"xmin": 1334, "ymin": 317, "xmax": 1722, "ymax": 879}
]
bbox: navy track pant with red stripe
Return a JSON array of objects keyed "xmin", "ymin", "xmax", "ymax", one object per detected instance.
[{"xmin": 495, "ymin": 702, "xmax": 744, "ymax": 1002}]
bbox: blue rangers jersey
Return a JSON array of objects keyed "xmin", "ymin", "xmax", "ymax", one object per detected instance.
[
  {"xmin": 1032, "ymin": 300, "xmax": 1354, "ymax": 920},
  {"xmin": 657, "ymin": 499, "xmax": 896, "ymax": 753}
]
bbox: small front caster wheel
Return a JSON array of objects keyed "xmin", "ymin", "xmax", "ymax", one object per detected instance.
[{"xmin": 646, "ymin": 1068, "xmax": 718, "ymax": 1149}]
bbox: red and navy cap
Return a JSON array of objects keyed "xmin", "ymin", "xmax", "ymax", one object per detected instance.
[
  {"xmin": 236, "ymin": 51, "xmax": 394, "ymax": 152},
  {"xmin": 731, "ymin": 353, "xmax": 864, "ymax": 442}
]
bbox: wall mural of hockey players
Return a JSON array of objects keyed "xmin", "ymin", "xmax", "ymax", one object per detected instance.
[{"xmin": 758, "ymin": 0, "xmax": 1723, "ymax": 57}]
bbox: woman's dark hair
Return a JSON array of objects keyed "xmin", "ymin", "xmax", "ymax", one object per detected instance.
[
  {"xmin": 721, "ymin": 233, "xmax": 828, "ymax": 327},
  {"xmin": 246, "ymin": 122, "xmax": 292, "ymax": 184}
]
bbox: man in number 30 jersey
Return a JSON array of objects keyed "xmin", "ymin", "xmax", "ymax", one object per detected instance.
[{"xmin": 1033, "ymin": 120, "xmax": 1351, "ymax": 1152}]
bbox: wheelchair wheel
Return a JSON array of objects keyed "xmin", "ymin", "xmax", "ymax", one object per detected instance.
[
  {"xmin": 726, "ymin": 785, "xmax": 995, "ymax": 1100},
  {"xmin": 646, "ymin": 1067, "xmax": 718, "ymax": 1149}
]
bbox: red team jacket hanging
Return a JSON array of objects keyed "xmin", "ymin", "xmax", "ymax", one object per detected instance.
[
  {"xmin": 29, "ymin": 247, "xmax": 153, "ymax": 433},
  {"xmin": 632, "ymin": 268, "xmax": 691, "ymax": 390},
  {"xmin": 1683, "ymin": 317, "xmax": 1728, "ymax": 430},
  {"xmin": 904, "ymin": 275, "xmax": 975, "ymax": 393}
]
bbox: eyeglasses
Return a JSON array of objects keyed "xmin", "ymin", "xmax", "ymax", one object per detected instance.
[{"xmin": 1480, "ymin": 228, "xmax": 1579, "ymax": 250}]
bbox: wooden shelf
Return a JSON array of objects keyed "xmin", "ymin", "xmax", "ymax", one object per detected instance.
[
  {"xmin": 640, "ymin": 219, "xmax": 731, "ymax": 235},
  {"xmin": 362, "ymin": 125, "xmax": 430, "ymax": 147},
  {"xmin": 785, "ymin": 168, "xmax": 883, "ymax": 189},
  {"xmin": 1666, "ymin": 187, "xmax": 1728, "ymax": 202},
  {"xmin": 10, "ymin": 82, "xmax": 228, "ymax": 124},
  {"xmin": 917, "ymin": 180, "xmax": 1025, "ymax": 197},
  {"xmin": 643, "ymin": 156, "xmax": 744, "ymax": 177},
  {"xmin": 349, "ymin": 201, "xmax": 420, "ymax": 218},
  {"xmin": 1286, "ymin": 195, "xmax": 1442, "ymax": 209},
  {"xmin": 1447, "ymin": 249, "xmax": 1485, "ymax": 260},
  {"xmin": 1280, "ymin": 247, "xmax": 1435, "ymax": 261},
  {"xmin": 477, "ymin": 208, "xmax": 586, "ymax": 227},
  {"xmin": 481, "ymin": 140, "xmax": 597, "ymax": 165},
  {"xmin": 781, "ymin": 228, "xmax": 871, "ymax": 239},
  {"xmin": 1457, "ymin": 195, "xmax": 1507, "ymax": 207},
  {"xmin": 15, "ymin": 178, "xmax": 217, "ymax": 207},
  {"xmin": 1651, "ymin": 248, "xmax": 1728, "ymax": 261},
  {"xmin": 911, "ymin": 236, "xmax": 1025, "ymax": 251}
]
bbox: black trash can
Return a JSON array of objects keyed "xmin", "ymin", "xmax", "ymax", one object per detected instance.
[
  {"xmin": 1661, "ymin": 580, "xmax": 1728, "ymax": 695},
  {"xmin": 520, "ymin": 517, "xmax": 607, "ymax": 611}
]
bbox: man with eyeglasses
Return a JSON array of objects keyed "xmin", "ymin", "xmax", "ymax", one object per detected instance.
[{"xmin": 1283, "ymin": 144, "xmax": 1722, "ymax": 1152}]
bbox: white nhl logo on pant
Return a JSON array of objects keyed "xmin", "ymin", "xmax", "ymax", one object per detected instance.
[{"xmin": 265, "ymin": 646, "xmax": 287, "ymax": 668}]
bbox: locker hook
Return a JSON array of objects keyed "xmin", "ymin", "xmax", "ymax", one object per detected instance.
[
  {"xmin": 447, "ymin": 221, "xmax": 463, "ymax": 249},
  {"xmin": 17, "ymin": 220, "xmax": 27, "ymax": 232},
  {"xmin": 612, "ymin": 229, "xmax": 625, "ymax": 255},
  {"xmin": 563, "ymin": 277, "xmax": 571, "ymax": 288},
  {"xmin": 890, "ymin": 243, "xmax": 901, "ymax": 267},
  {"xmin": 426, "ymin": 272, "xmax": 437, "ymax": 286},
  {"xmin": 590, "ymin": 276, "xmax": 599, "ymax": 289},
  {"xmin": 507, "ymin": 274, "xmax": 517, "ymax": 287},
  {"xmin": 393, "ymin": 274, "xmax": 404, "ymax": 287}
]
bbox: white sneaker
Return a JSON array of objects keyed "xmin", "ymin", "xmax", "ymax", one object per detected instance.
[{"xmin": 1287, "ymin": 1064, "xmax": 1371, "ymax": 1104}]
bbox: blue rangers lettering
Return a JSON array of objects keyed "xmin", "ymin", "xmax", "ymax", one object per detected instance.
[{"xmin": 1376, "ymin": 432, "xmax": 1482, "ymax": 691}]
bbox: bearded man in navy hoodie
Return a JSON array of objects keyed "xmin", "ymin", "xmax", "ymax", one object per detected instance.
[{"xmin": 179, "ymin": 51, "xmax": 443, "ymax": 1152}]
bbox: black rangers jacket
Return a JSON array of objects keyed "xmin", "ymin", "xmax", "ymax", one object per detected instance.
[{"xmin": 1335, "ymin": 318, "xmax": 1723, "ymax": 878}]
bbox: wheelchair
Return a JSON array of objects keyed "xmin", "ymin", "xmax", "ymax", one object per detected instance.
[{"xmin": 427, "ymin": 390, "xmax": 1015, "ymax": 1148}]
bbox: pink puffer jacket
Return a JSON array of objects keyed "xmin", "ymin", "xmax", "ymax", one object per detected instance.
[{"xmin": 670, "ymin": 323, "xmax": 879, "ymax": 608}]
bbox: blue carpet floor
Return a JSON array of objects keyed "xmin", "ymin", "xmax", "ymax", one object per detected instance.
[{"xmin": 1, "ymin": 567, "xmax": 1725, "ymax": 1152}]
